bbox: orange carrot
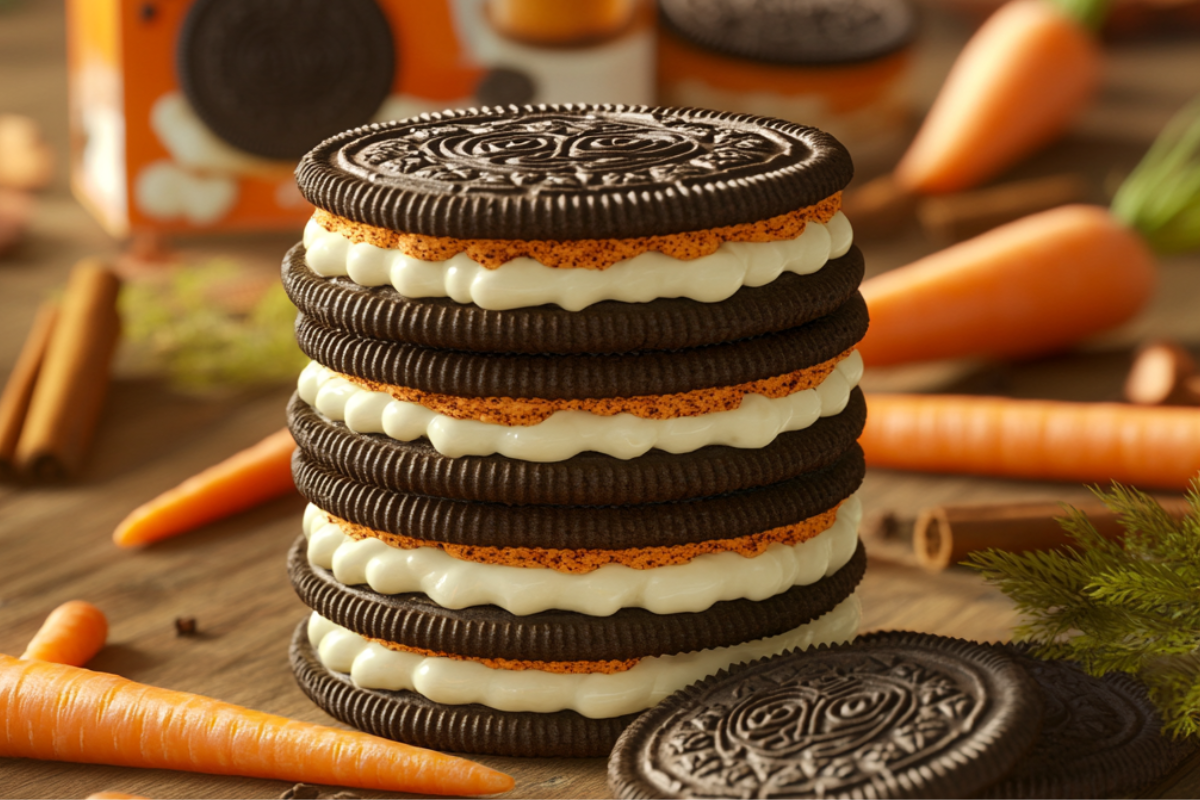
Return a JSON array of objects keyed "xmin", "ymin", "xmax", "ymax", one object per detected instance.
[
  {"xmin": 860, "ymin": 393, "xmax": 1200, "ymax": 490},
  {"xmin": 20, "ymin": 600, "xmax": 108, "ymax": 667},
  {"xmin": 0, "ymin": 654, "xmax": 513, "ymax": 795},
  {"xmin": 857, "ymin": 204, "xmax": 1155, "ymax": 367},
  {"xmin": 86, "ymin": 793, "xmax": 147, "ymax": 800},
  {"xmin": 113, "ymin": 427, "xmax": 296, "ymax": 547},
  {"xmin": 862, "ymin": 97, "xmax": 1200, "ymax": 368},
  {"xmin": 894, "ymin": 0, "xmax": 1103, "ymax": 194}
]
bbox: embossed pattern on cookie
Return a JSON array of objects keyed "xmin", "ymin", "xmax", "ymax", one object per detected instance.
[
  {"xmin": 297, "ymin": 105, "xmax": 853, "ymax": 239},
  {"xmin": 608, "ymin": 631, "xmax": 1042, "ymax": 799}
]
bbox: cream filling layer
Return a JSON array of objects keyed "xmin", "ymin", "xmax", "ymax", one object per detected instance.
[
  {"xmin": 308, "ymin": 594, "xmax": 861, "ymax": 719},
  {"xmin": 297, "ymin": 350, "xmax": 863, "ymax": 462},
  {"xmin": 303, "ymin": 495, "xmax": 861, "ymax": 617},
  {"xmin": 301, "ymin": 212, "xmax": 853, "ymax": 311}
]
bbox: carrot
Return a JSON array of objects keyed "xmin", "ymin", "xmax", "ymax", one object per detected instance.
[
  {"xmin": 857, "ymin": 204, "xmax": 1155, "ymax": 367},
  {"xmin": 860, "ymin": 393, "xmax": 1200, "ymax": 490},
  {"xmin": 113, "ymin": 427, "xmax": 296, "ymax": 547},
  {"xmin": 894, "ymin": 0, "xmax": 1104, "ymax": 194},
  {"xmin": 860, "ymin": 96, "xmax": 1200, "ymax": 368},
  {"xmin": 0, "ymin": 654, "xmax": 513, "ymax": 796},
  {"xmin": 86, "ymin": 793, "xmax": 147, "ymax": 800},
  {"xmin": 20, "ymin": 600, "xmax": 108, "ymax": 667}
]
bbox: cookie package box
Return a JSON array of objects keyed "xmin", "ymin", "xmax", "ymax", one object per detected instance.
[{"xmin": 65, "ymin": 0, "xmax": 654, "ymax": 237}]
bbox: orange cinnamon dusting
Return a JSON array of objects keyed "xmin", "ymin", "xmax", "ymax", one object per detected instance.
[
  {"xmin": 312, "ymin": 192, "xmax": 841, "ymax": 270},
  {"xmin": 366, "ymin": 637, "xmax": 640, "ymax": 675},
  {"xmin": 340, "ymin": 349, "xmax": 854, "ymax": 427},
  {"xmin": 330, "ymin": 504, "xmax": 841, "ymax": 573}
]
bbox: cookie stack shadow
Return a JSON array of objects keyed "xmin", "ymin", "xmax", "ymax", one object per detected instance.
[{"xmin": 279, "ymin": 105, "xmax": 874, "ymax": 757}]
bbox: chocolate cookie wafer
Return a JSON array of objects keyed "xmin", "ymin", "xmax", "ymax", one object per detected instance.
[
  {"xmin": 982, "ymin": 643, "xmax": 1196, "ymax": 799},
  {"xmin": 287, "ymin": 387, "xmax": 867, "ymax": 505},
  {"xmin": 608, "ymin": 632, "xmax": 1042, "ymax": 799},
  {"xmin": 659, "ymin": 0, "xmax": 917, "ymax": 66},
  {"xmin": 296, "ymin": 105, "xmax": 852, "ymax": 240},
  {"xmin": 294, "ymin": 292, "xmax": 867, "ymax": 399},
  {"xmin": 282, "ymin": 241, "xmax": 866, "ymax": 354},
  {"xmin": 291, "ymin": 443, "xmax": 864, "ymax": 550}
]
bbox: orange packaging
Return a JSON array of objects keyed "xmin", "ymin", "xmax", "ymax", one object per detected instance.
[
  {"xmin": 66, "ymin": 0, "xmax": 655, "ymax": 238},
  {"xmin": 656, "ymin": 0, "xmax": 917, "ymax": 175}
]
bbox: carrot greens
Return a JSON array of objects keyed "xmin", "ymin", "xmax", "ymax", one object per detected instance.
[
  {"xmin": 964, "ymin": 481, "xmax": 1200, "ymax": 738},
  {"xmin": 120, "ymin": 261, "xmax": 307, "ymax": 392},
  {"xmin": 1045, "ymin": 0, "xmax": 1109, "ymax": 30},
  {"xmin": 1111, "ymin": 95, "xmax": 1200, "ymax": 254}
]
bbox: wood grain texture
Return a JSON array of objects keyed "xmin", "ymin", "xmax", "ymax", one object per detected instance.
[{"xmin": 1, "ymin": 2, "xmax": 1198, "ymax": 797}]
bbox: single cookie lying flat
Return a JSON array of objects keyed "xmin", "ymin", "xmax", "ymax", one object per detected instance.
[
  {"xmin": 981, "ymin": 643, "xmax": 1196, "ymax": 799},
  {"xmin": 608, "ymin": 631, "xmax": 1042, "ymax": 799}
]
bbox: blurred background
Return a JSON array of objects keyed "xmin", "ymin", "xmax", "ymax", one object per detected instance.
[{"xmin": 2, "ymin": 0, "xmax": 1197, "ymax": 399}]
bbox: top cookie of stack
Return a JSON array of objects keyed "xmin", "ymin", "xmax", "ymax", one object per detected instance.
[{"xmin": 282, "ymin": 104, "xmax": 869, "ymax": 757}]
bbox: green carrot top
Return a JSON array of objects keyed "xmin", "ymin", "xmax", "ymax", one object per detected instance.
[
  {"xmin": 1045, "ymin": 0, "xmax": 1110, "ymax": 31},
  {"xmin": 1112, "ymin": 94, "xmax": 1200, "ymax": 254}
]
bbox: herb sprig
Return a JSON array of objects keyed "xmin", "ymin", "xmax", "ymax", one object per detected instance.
[
  {"xmin": 965, "ymin": 482, "xmax": 1200, "ymax": 738},
  {"xmin": 120, "ymin": 260, "xmax": 308, "ymax": 392}
]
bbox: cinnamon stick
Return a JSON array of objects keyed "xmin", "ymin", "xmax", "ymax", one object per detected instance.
[
  {"xmin": 0, "ymin": 301, "xmax": 59, "ymax": 478},
  {"xmin": 859, "ymin": 510, "xmax": 921, "ymax": 567},
  {"xmin": 913, "ymin": 498, "xmax": 1192, "ymax": 571},
  {"xmin": 0, "ymin": 115, "xmax": 54, "ymax": 192},
  {"xmin": 1124, "ymin": 339, "xmax": 1200, "ymax": 406},
  {"xmin": 15, "ymin": 260, "xmax": 121, "ymax": 480},
  {"xmin": 917, "ymin": 173, "xmax": 1089, "ymax": 244},
  {"xmin": 840, "ymin": 173, "xmax": 917, "ymax": 239},
  {"xmin": 0, "ymin": 188, "xmax": 32, "ymax": 257}
]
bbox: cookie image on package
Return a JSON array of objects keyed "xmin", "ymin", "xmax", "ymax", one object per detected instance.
[{"xmin": 281, "ymin": 104, "xmax": 870, "ymax": 756}]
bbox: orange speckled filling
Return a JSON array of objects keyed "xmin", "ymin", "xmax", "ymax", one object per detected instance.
[
  {"xmin": 339, "ymin": 348, "xmax": 853, "ymax": 427},
  {"xmin": 329, "ymin": 504, "xmax": 841, "ymax": 573},
  {"xmin": 311, "ymin": 192, "xmax": 840, "ymax": 270},
  {"xmin": 367, "ymin": 636, "xmax": 641, "ymax": 674}
]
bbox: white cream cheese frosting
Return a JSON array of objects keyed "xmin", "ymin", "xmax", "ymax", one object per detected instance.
[
  {"xmin": 308, "ymin": 593, "xmax": 861, "ymax": 719},
  {"xmin": 303, "ymin": 494, "xmax": 861, "ymax": 617},
  {"xmin": 296, "ymin": 350, "xmax": 863, "ymax": 462},
  {"xmin": 302, "ymin": 212, "xmax": 853, "ymax": 311}
]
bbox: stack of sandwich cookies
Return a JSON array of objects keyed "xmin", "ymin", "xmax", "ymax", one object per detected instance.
[{"xmin": 282, "ymin": 105, "xmax": 869, "ymax": 756}]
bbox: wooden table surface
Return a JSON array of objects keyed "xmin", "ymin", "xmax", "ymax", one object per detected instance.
[{"xmin": 2, "ymin": 2, "xmax": 1199, "ymax": 798}]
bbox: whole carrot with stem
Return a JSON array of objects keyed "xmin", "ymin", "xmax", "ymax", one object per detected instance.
[
  {"xmin": 859, "ymin": 95, "xmax": 1200, "ymax": 368},
  {"xmin": 860, "ymin": 393, "xmax": 1200, "ymax": 490},
  {"xmin": 20, "ymin": 600, "xmax": 108, "ymax": 667},
  {"xmin": 113, "ymin": 427, "xmax": 296, "ymax": 547},
  {"xmin": 0, "ymin": 654, "xmax": 513, "ymax": 795},
  {"xmin": 894, "ymin": 0, "xmax": 1106, "ymax": 195}
]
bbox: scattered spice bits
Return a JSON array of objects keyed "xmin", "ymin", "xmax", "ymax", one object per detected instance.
[{"xmin": 174, "ymin": 617, "xmax": 197, "ymax": 637}]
